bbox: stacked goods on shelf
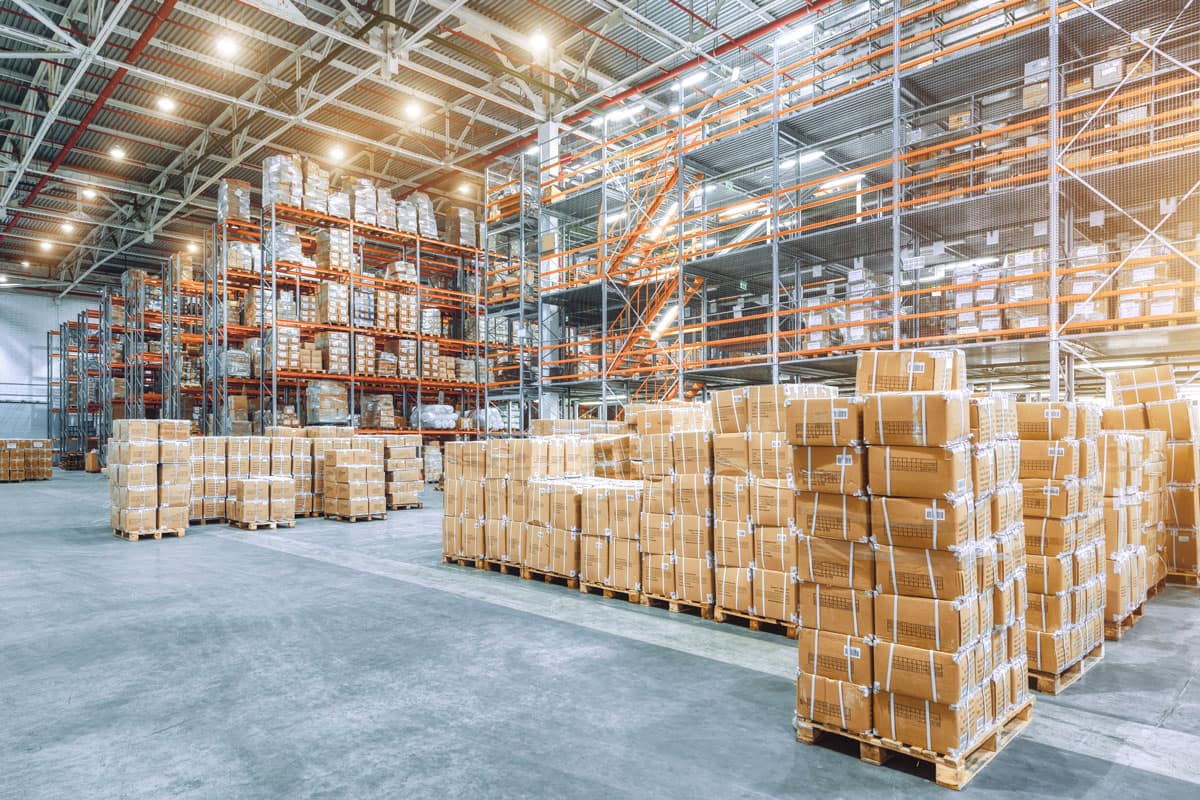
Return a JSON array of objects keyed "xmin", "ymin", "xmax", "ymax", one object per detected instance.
[
  {"xmin": 1020, "ymin": 401, "xmax": 1105, "ymax": 691},
  {"xmin": 362, "ymin": 394, "xmax": 395, "ymax": 429},
  {"xmin": 217, "ymin": 178, "xmax": 251, "ymax": 222},
  {"xmin": 325, "ymin": 447, "xmax": 386, "ymax": 521},
  {"xmin": 354, "ymin": 334, "xmax": 376, "ymax": 376},
  {"xmin": 424, "ymin": 443, "xmax": 442, "ymax": 485},
  {"xmin": 108, "ymin": 420, "xmax": 191, "ymax": 540},
  {"xmin": 305, "ymin": 380, "xmax": 349, "ymax": 424},
  {"xmin": 384, "ymin": 434, "xmax": 423, "ymax": 508},
  {"xmin": 316, "ymin": 331, "xmax": 350, "ymax": 375},
  {"xmin": 0, "ymin": 439, "xmax": 53, "ymax": 481}
]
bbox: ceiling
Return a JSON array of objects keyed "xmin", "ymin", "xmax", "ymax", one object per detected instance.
[{"xmin": 0, "ymin": 0, "xmax": 814, "ymax": 297}]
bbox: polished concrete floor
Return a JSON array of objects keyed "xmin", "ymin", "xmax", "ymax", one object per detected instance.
[{"xmin": 2, "ymin": 470, "xmax": 1198, "ymax": 798}]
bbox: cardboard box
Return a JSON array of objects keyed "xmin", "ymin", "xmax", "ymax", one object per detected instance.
[
  {"xmin": 582, "ymin": 485, "xmax": 612, "ymax": 534},
  {"xmin": 713, "ymin": 476, "xmax": 750, "ymax": 523},
  {"xmin": 872, "ymin": 495, "xmax": 973, "ymax": 551},
  {"xmin": 1025, "ymin": 516, "xmax": 1078, "ymax": 556},
  {"xmin": 642, "ymin": 433, "xmax": 674, "ymax": 476},
  {"xmin": 1027, "ymin": 552, "xmax": 1074, "ymax": 595},
  {"xmin": 1145, "ymin": 399, "xmax": 1199, "ymax": 441},
  {"xmin": 673, "ymin": 515, "xmax": 712, "ymax": 560},
  {"xmin": 1020, "ymin": 478, "xmax": 1081, "ymax": 518},
  {"xmin": 712, "ymin": 388, "xmax": 749, "ymax": 434},
  {"xmin": 580, "ymin": 534, "xmax": 610, "ymax": 584},
  {"xmin": 874, "ymin": 690, "xmax": 983, "ymax": 756},
  {"xmin": 640, "ymin": 512, "xmax": 674, "ymax": 554},
  {"xmin": 611, "ymin": 484, "xmax": 642, "ymax": 539},
  {"xmin": 548, "ymin": 528, "xmax": 580, "ymax": 576},
  {"xmin": 875, "ymin": 594, "xmax": 977, "ymax": 652},
  {"xmin": 675, "ymin": 556, "xmax": 714, "ymax": 604},
  {"xmin": 796, "ymin": 537, "xmax": 876, "ymax": 591},
  {"xmin": 786, "ymin": 397, "xmax": 863, "ymax": 446},
  {"xmin": 1016, "ymin": 402, "xmax": 1077, "ymax": 441},
  {"xmin": 746, "ymin": 385, "xmax": 790, "ymax": 433},
  {"xmin": 672, "ymin": 431, "xmax": 713, "ymax": 475},
  {"xmin": 796, "ymin": 674, "xmax": 873, "ymax": 733},
  {"xmin": 1019, "ymin": 440, "xmax": 1081, "ymax": 480},
  {"xmin": 874, "ymin": 642, "xmax": 974, "ymax": 704},
  {"xmin": 716, "ymin": 565, "xmax": 753, "ymax": 612},
  {"xmin": 1110, "ymin": 365, "xmax": 1175, "ymax": 405},
  {"xmin": 1166, "ymin": 442, "xmax": 1199, "ymax": 485},
  {"xmin": 674, "ymin": 473, "xmax": 713, "ymax": 518},
  {"xmin": 797, "ymin": 629, "xmax": 873, "ymax": 686},
  {"xmin": 1102, "ymin": 404, "xmax": 1147, "ymax": 431},
  {"xmin": 643, "ymin": 554, "xmax": 676, "ymax": 597},
  {"xmin": 525, "ymin": 526, "xmax": 552, "ymax": 570},
  {"xmin": 713, "ymin": 433, "xmax": 748, "ymax": 476},
  {"xmin": 794, "ymin": 446, "xmax": 867, "ymax": 495},
  {"xmin": 755, "ymin": 526, "xmax": 797, "ymax": 573},
  {"xmin": 748, "ymin": 478, "xmax": 794, "ymax": 527},
  {"xmin": 713, "ymin": 520, "xmax": 754, "ymax": 567},
  {"xmin": 746, "ymin": 433, "xmax": 793, "ymax": 479},
  {"xmin": 610, "ymin": 537, "xmax": 641, "ymax": 590},
  {"xmin": 797, "ymin": 584, "xmax": 874, "ymax": 638},
  {"xmin": 642, "ymin": 476, "xmax": 675, "ymax": 516},
  {"xmin": 505, "ymin": 521, "xmax": 526, "ymax": 564},
  {"xmin": 869, "ymin": 445, "xmax": 971, "ymax": 500},
  {"xmin": 855, "ymin": 350, "xmax": 965, "ymax": 393},
  {"xmin": 862, "ymin": 392, "xmax": 970, "ymax": 447},
  {"xmin": 753, "ymin": 568, "xmax": 796, "ymax": 622},
  {"xmin": 795, "ymin": 492, "xmax": 871, "ymax": 542},
  {"xmin": 877, "ymin": 545, "xmax": 976, "ymax": 600}
]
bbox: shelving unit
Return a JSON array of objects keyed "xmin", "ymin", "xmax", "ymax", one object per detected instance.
[{"xmin": 509, "ymin": 0, "xmax": 1200, "ymax": 401}]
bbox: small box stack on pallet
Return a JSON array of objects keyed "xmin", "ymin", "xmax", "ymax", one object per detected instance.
[
  {"xmin": 291, "ymin": 438, "xmax": 314, "ymax": 515},
  {"xmin": 1020, "ymin": 401, "xmax": 1105, "ymax": 695},
  {"xmin": 384, "ymin": 434, "xmax": 423, "ymax": 509},
  {"xmin": 1108, "ymin": 365, "xmax": 1200, "ymax": 588},
  {"xmin": 109, "ymin": 420, "xmax": 191, "ymax": 541},
  {"xmin": 227, "ymin": 476, "xmax": 296, "ymax": 530},
  {"xmin": 1096, "ymin": 429, "xmax": 1148, "ymax": 641},
  {"xmin": 325, "ymin": 447, "xmax": 386, "ymax": 521},
  {"xmin": 442, "ymin": 441, "xmax": 486, "ymax": 565},
  {"xmin": 189, "ymin": 436, "xmax": 226, "ymax": 523},
  {"xmin": 0, "ymin": 439, "xmax": 53, "ymax": 481},
  {"xmin": 529, "ymin": 473, "xmax": 586, "ymax": 586}
]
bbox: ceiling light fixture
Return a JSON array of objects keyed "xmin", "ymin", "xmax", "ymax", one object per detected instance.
[
  {"xmin": 21, "ymin": 260, "xmax": 30, "ymax": 268},
  {"xmin": 39, "ymin": 241, "xmax": 51, "ymax": 251},
  {"xmin": 186, "ymin": 242, "xmax": 199, "ymax": 254},
  {"xmin": 155, "ymin": 96, "xmax": 177, "ymax": 113},
  {"xmin": 329, "ymin": 145, "xmax": 346, "ymax": 163},
  {"xmin": 82, "ymin": 187, "xmax": 97, "ymax": 200},
  {"xmin": 109, "ymin": 146, "xmax": 126, "ymax": 160},
  {"xmin": 819, "ymin": 173, "xmax": 865, "ymax": 190},
  {"xmin": 458, "ymin": 183, "xmax": 471, "ymax": 196},
  {"xmin": 529, "ymin": 30, "xmax": 549, "ymax": 54},
  {"xmin": 680, "ymin": 70, "xmax": 706, "ymax": 89},
  {"xmin": 215, "ymin": 35, "xmax": 238, "ymax": 58},
  {"xmin": 776, "ymin": 24, "xmax": 814, "ymax": 45},
  {"xmin": 61, "ymin": 222, "xmax": 75, "ymax": 234},
  {"xmin": 403, "ymin": 100, "xmax": 421, "ymax": 121}
]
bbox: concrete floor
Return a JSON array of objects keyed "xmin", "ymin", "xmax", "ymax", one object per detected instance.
[{"xmin": 2, "ymin": 471, "xmax": 1198, "ymax": 799}]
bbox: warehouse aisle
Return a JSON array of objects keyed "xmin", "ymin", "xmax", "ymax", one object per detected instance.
[{"xmin": 2, "ymin": 471, "xmax": 1198, "ymax": 799}]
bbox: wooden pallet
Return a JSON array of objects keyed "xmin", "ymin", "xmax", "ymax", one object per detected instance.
[
  {"xmin": 714, "ymin": 606, "xmax": 799, "ymax": 638},
  {"xmin": 640, "ymin": 592, "xmax": 714, "ymax": 620},
  {"xmin": 1029, "ymin": 642, "xmax": 1104, "ymax": 695},
  {"xmin": 1166, "ymin": 570, "xmax": 1200, "ymax": 588},
  {"xmin": 482, "ymin": 558, "xmax": 522, "ymax": 576},
  {"xmin": 795, "ymin": 698, "xmax": 1034, "ymax": 790},
  {"xmin": 443, "ymin": 554, "xmax": 485, "ymax": 569},
  {"xmin": 522, "ymin": 566, "xmax": 578, "ymax": 589},
  {"xmin": 387, "ymin": 502, "xmax": 424, "ymax": 510},
  {"xmin": 325, "ymin": 512, "xmax": 387, "ymax": 523},
  {"xmin": 188, "ymin": 517, "xmax": 225, "ymax": 526},
  {"xmin": 226, "ymin": 519, "xmax": 295, "ymax": 530},
  {"xmin": 1104, "ymin": 603, "xmax": 1144, "ymax": 642},
  {"xmin": 579, "ymin": 581, "xmax": 641, "ymax": 604},
  {"xmin": 1146, "ymin": 577, "xmax": 1168, "ymax": 600},
  {"xmin": 114, "ymin": 527, "xmax": 186, "ymax": 542}
]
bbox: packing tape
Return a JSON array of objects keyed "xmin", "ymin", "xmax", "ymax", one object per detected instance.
[
  {"xmin": 805, "ymin": 536, "xmax": 814, "ymax": 582},
  {"xmin": 889, "ymin": 693, "xmax": 897, "ymax": 741},
  {"xmin": 933, "ymin": 597, "xmax": 941, "ymax": 651},
  {"xmin": 844, "ymin": 634, "xmax": 853, "ymax": 683},
  {"xmin": 931, "ymin": 499, "xmax": 940, "ymax": 550},
  {"xmin": 925, "ymin": 549, "xmax": 937, "ymax": 600},
  {"xmin": 815, "ymin": 583, "xmax": 823, "ymax": 630},
  {"xmin": 924, "ymin": 700, "xmax": 933, "ymax": 751},
  {"xmin": 929, "ymin": 649, "xmax": 938, "ymax": 705},
  {"xmin": 848, "ymin": 542, "xmax": 856, "ymax": 589},
  {"xmin": 885, "ymin": 643, "xmax": 894, "ymax": 691},
  {"xmin": 885, "ymin": 446, "xmax": 892, "ymax": 496},
  {"xmin": 890, "ymin": 593, "xmax": 898, "ymax": 643},
  {"xmin": 877, "ymin": 395, "xmax": 885, "ymax": 444},
  {"xmin": 887, "ymin": 546, "xmax": 897, "ymax": 597},
  {"xmin": 837, "ymin": 681, "xmax": 847, "ymax": 731},
  {"xmin": 840, "ymin": 495, "xmax": 849, "ymax": 540},
  {"xmin": 809, "ymin": 671, "xmax": 817, "ymax": 720},
  {"xmin": 881, "ymin": 497, "xmax": 893, "ymax": 546}
]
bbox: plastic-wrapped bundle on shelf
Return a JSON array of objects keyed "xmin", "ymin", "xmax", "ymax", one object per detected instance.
[
  {"xmin": 420, "ymin": 308, "xmax": 442, "ymax": 336},
  {"xmin": 445, "ymin": 207, "xmax": 477, "ymax": 248},
  {"xmin": 217, "ymin": 179, "xmax": 252, "ymax": 223},
  {"xmin": 410, "ymin": 192, "xmax": 438, "ymax": 239},
  {"xmin": 1117, "ymin": 242, "xmax": 1172, "ymax": 321},
  {"xmin": 228, "ymin": 241, "xmax": 258, "ymax": 273},
  {"xmin": 396, "ymin": 200, "xmax": 418, "ymax": 233},
  {"xmin": 268, "ymin": 224, "xmax": 305, "ymax": 265},
  {"xmin": 262, "ymin": 154, "xmax": 302, "ymax": 207},
  {"xmin": 386, "ymin": 260, "xmax": 417, "ymax": 283},
  {"xmin": 801, "ymin": 307, "xmax": 844, "ymax": 351},
  {"xmin": 362, "ymin": 394, "xmax": 395, "ymax": 429},
  {"xmin": 167, "ymin": 251, "xmax": 193, "ymax": 284},
  {"xmin": 264, "ymin": 325, "xmax": 300, "ymax": 372},
  {"xmin": 1061, "ymin": 244, "xmax": 1111, "ymax": 327},
  {"xmin": 1002, "ymin": 248, "xmax": 1050, "ymax": 331},
  {"xmin": 842, "ymin": 272, "xmax": 892, "ymax": 346},
  {"xmin": 302, "ymin": 158, "xmax": 329, "ymax": 213},
  {"xmin": 398, "ymin": 294, "xmax": 418, "ymax": 333},
  {"xmin": 241, "ymin": 288, "xmax": 275, "ymax": 326},
  {"xmin": 220, "ymin": 350, "xmax": 251, "ymax": 379},
  {"xmin": 350, "ymin": 178, "xmax": 377, "ymax": 225},
  {"xmin": 463, "ymin": 407, "xmax": 504, "ymax": 431},
  {"xmin": 354, "ymin": 334, "xmax": 376, "ymax": 376},
  {"xmin": 375, "ymin": 290, "xmax": 397, "ymax": 331},
  {"xmin": 410, "ymin": 404, "xmax": 458, "ymax": 430},
  {"xmin": 456, "ymin": 357, "xmax": 483, "ymax": 383},
  {"xmin": 277, "ymin": 290, "xmax": 298, "ymax": 321},
  {"xmin": 315, "ymin": 229, "xmax": 354, "ymax": 272},
  {"xmin": 376, "ymin": 351, "xmax": 398, "ymax": 377},
  {"xmin": 351, "ymin": 286, "xmax": 375, "ymax": 326},
  {"xmin": 328, "ymin": 188, "xmax": 350, "ymax": 218},
  {"xmin": 305, "ymin": 380, "xmax": 349, "ymax": 424},
  {"xmin": 377, "ymin": 189, "xmax": 397, "ymax": 229},
  {"xmin": 315, "ymin": 331, "xmax": 350, "ymax": 375},
  {"xmin": 318, "ymin": 281, "xmax": 349, "ymax": 325}
]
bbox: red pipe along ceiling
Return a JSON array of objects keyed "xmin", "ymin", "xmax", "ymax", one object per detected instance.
[{"xmin": 0, "ymin": 0, "xmax": 180, "ymax": 244}]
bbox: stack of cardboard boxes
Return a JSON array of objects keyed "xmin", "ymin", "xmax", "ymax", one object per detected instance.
[
  {"xmin": 108, "ymin": 420, "xmax": 191, "ymax": 539},
  {"xmin": 227, "ymin": 477, "xmax": 295, "ymax": 527},
  {"xmin": 324, "ymin": 447, "xmax": 386, "ymax": 520},
  {"xmin": 1020, "ymin": 401, "xmax": 1105, "ymax": 682},
  {"xmin": 1096, "ymin": 429, "xmax": 1148, "ymax": 635},
  {"xmin": 442, "ymin": 441, "xmax": 487, "ymax": 563},
  {"xmin": 384, "ymin": 434, "xmax": 423, "ymax": 508},
  {"xmin": 0, "ymin": 439, "xmax": 52, "ymax": 481}
]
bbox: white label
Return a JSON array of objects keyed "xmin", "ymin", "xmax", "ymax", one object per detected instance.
[
  {"xmin": 808, "ymin": 335, "xmax": 823, "ymax": 347},
  {"xmin": 1150, "ymin": 300, "xmax": 1174, "ymax": 315},
  {"xmin": 849, "ymin": 309, "xmax": 865, "ymax": 322},
  {"xmin": 836, "ymin": 454, "xmax": 854, "ymax": 467},
  {"xmin": 6, "ymin": 443, "xmax": 15, "ymax": 449},
  {"xmin": 1072, "ymin": 281, "xmax": 1094, "ymax": 295},
  {"xmin": 956, "ymin": 478, "xmax": 967, "ymax": 491},
  {"xmin": 902, "ymin": 255, "xmax": 926, "ymax": 271},
  {"xmin": 1075, "ymin": 301, "xmax": 1095, "ymax": 314},
  {"xmin": 1049, "ymin": 447, "xmax": 1065, "ymax": 456},
  {"xmin": 925, "ymin": 508, "xmax": 947, "ymax": 521},
  {"xmin": 908, "ymin": 362, "xmax": 926, "ymax": 374},
  {"xmin": 1182, "ymin": 536, "xmax": 1192, "ymax": 543},
  {"xmin": 844, "ymin": 645, "xmax": 862, "ymax": 659},
  {"xmin": 1012, "ymin": 286, "xmax": 1034, "ymax": 300},
  {"xmin": 1015, "ymin": 251, "xmax": 1035, "ymax": 266},
  {"xmin": 833, "ymin": 408, "xmax": 849, "ymax": 420},
  {"xmin": 1044, "ymin": 486, "xmax": 1060, "ymax": 496},
  {"xmin": 1019, "ymin": 317, "xmax": 1041, "ymax": 329},
  {"xmin": 1045, "ymin": 408, "xmax": 1061, "ymax": 418},
  {"xmin": 847, "ymin": 268, "xmax": 865, "ymax": 282},
  {"xmin": 1132, "ymin": 267, "xmax": 1155, "ymax": 283}
]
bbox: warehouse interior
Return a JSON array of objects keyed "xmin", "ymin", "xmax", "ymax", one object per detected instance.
[{"xmin": 2, "ymin": 0, "xmax": 1199, "ymax": 797}]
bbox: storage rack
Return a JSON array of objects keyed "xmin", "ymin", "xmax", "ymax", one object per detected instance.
[
  {"xmin": 515, "ymin": 0, "xmax": 1200, "ymax": 401},
  {"xmin": 194, "ymin": 201, "xmax": 488, "ymax": 436},
  {"xmin": 48, "ymin": 309, "xmax": 105, "ymax": 464}
]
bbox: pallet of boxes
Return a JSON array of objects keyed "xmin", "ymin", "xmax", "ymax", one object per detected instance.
[
  {"xmin": 0, "ymin": 439, "xmax": 53, "ymax": 481},
  {"xmin": 225, "ymin": 434, "xmax": 297, "ymax": 530},
  {"xmin": 794, "ymin": 350, "xmax": 1033, "ymax": 791},
  {"xmin": 384, "ymin": 434, "xmax": 424, "ymax": 509},
  {"xmin": 442, "ymin": 441, "xmax": 487, "ymax": 567},
  {"xmin": 525, "ymin": 437, "xmax": 595, "ymax": 587},
  {"xmin": 1020, "ymin": 400, "xmax": 1106, "ymax": 694},
  {"xmin": 188, "ymin": 435, "xmax": 226, "ymax": 524},
  {"xmin": 1094, "ymin": 419, "xmax": 1150, "ymax": 641},
  {"xmin": 108, "ymin": 420, "xmax": 191, "ymax": 541},
  {"xmin": 325, "ymin": 442, "xmax": 386, "ymax": 522},
  {"xmin": 1108, "ymin": 366, "xmax": 1200, "ymax": 588},
  {"xmin": 476, "ymin": 438, "xmax": 547, "ymax": 577}
]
